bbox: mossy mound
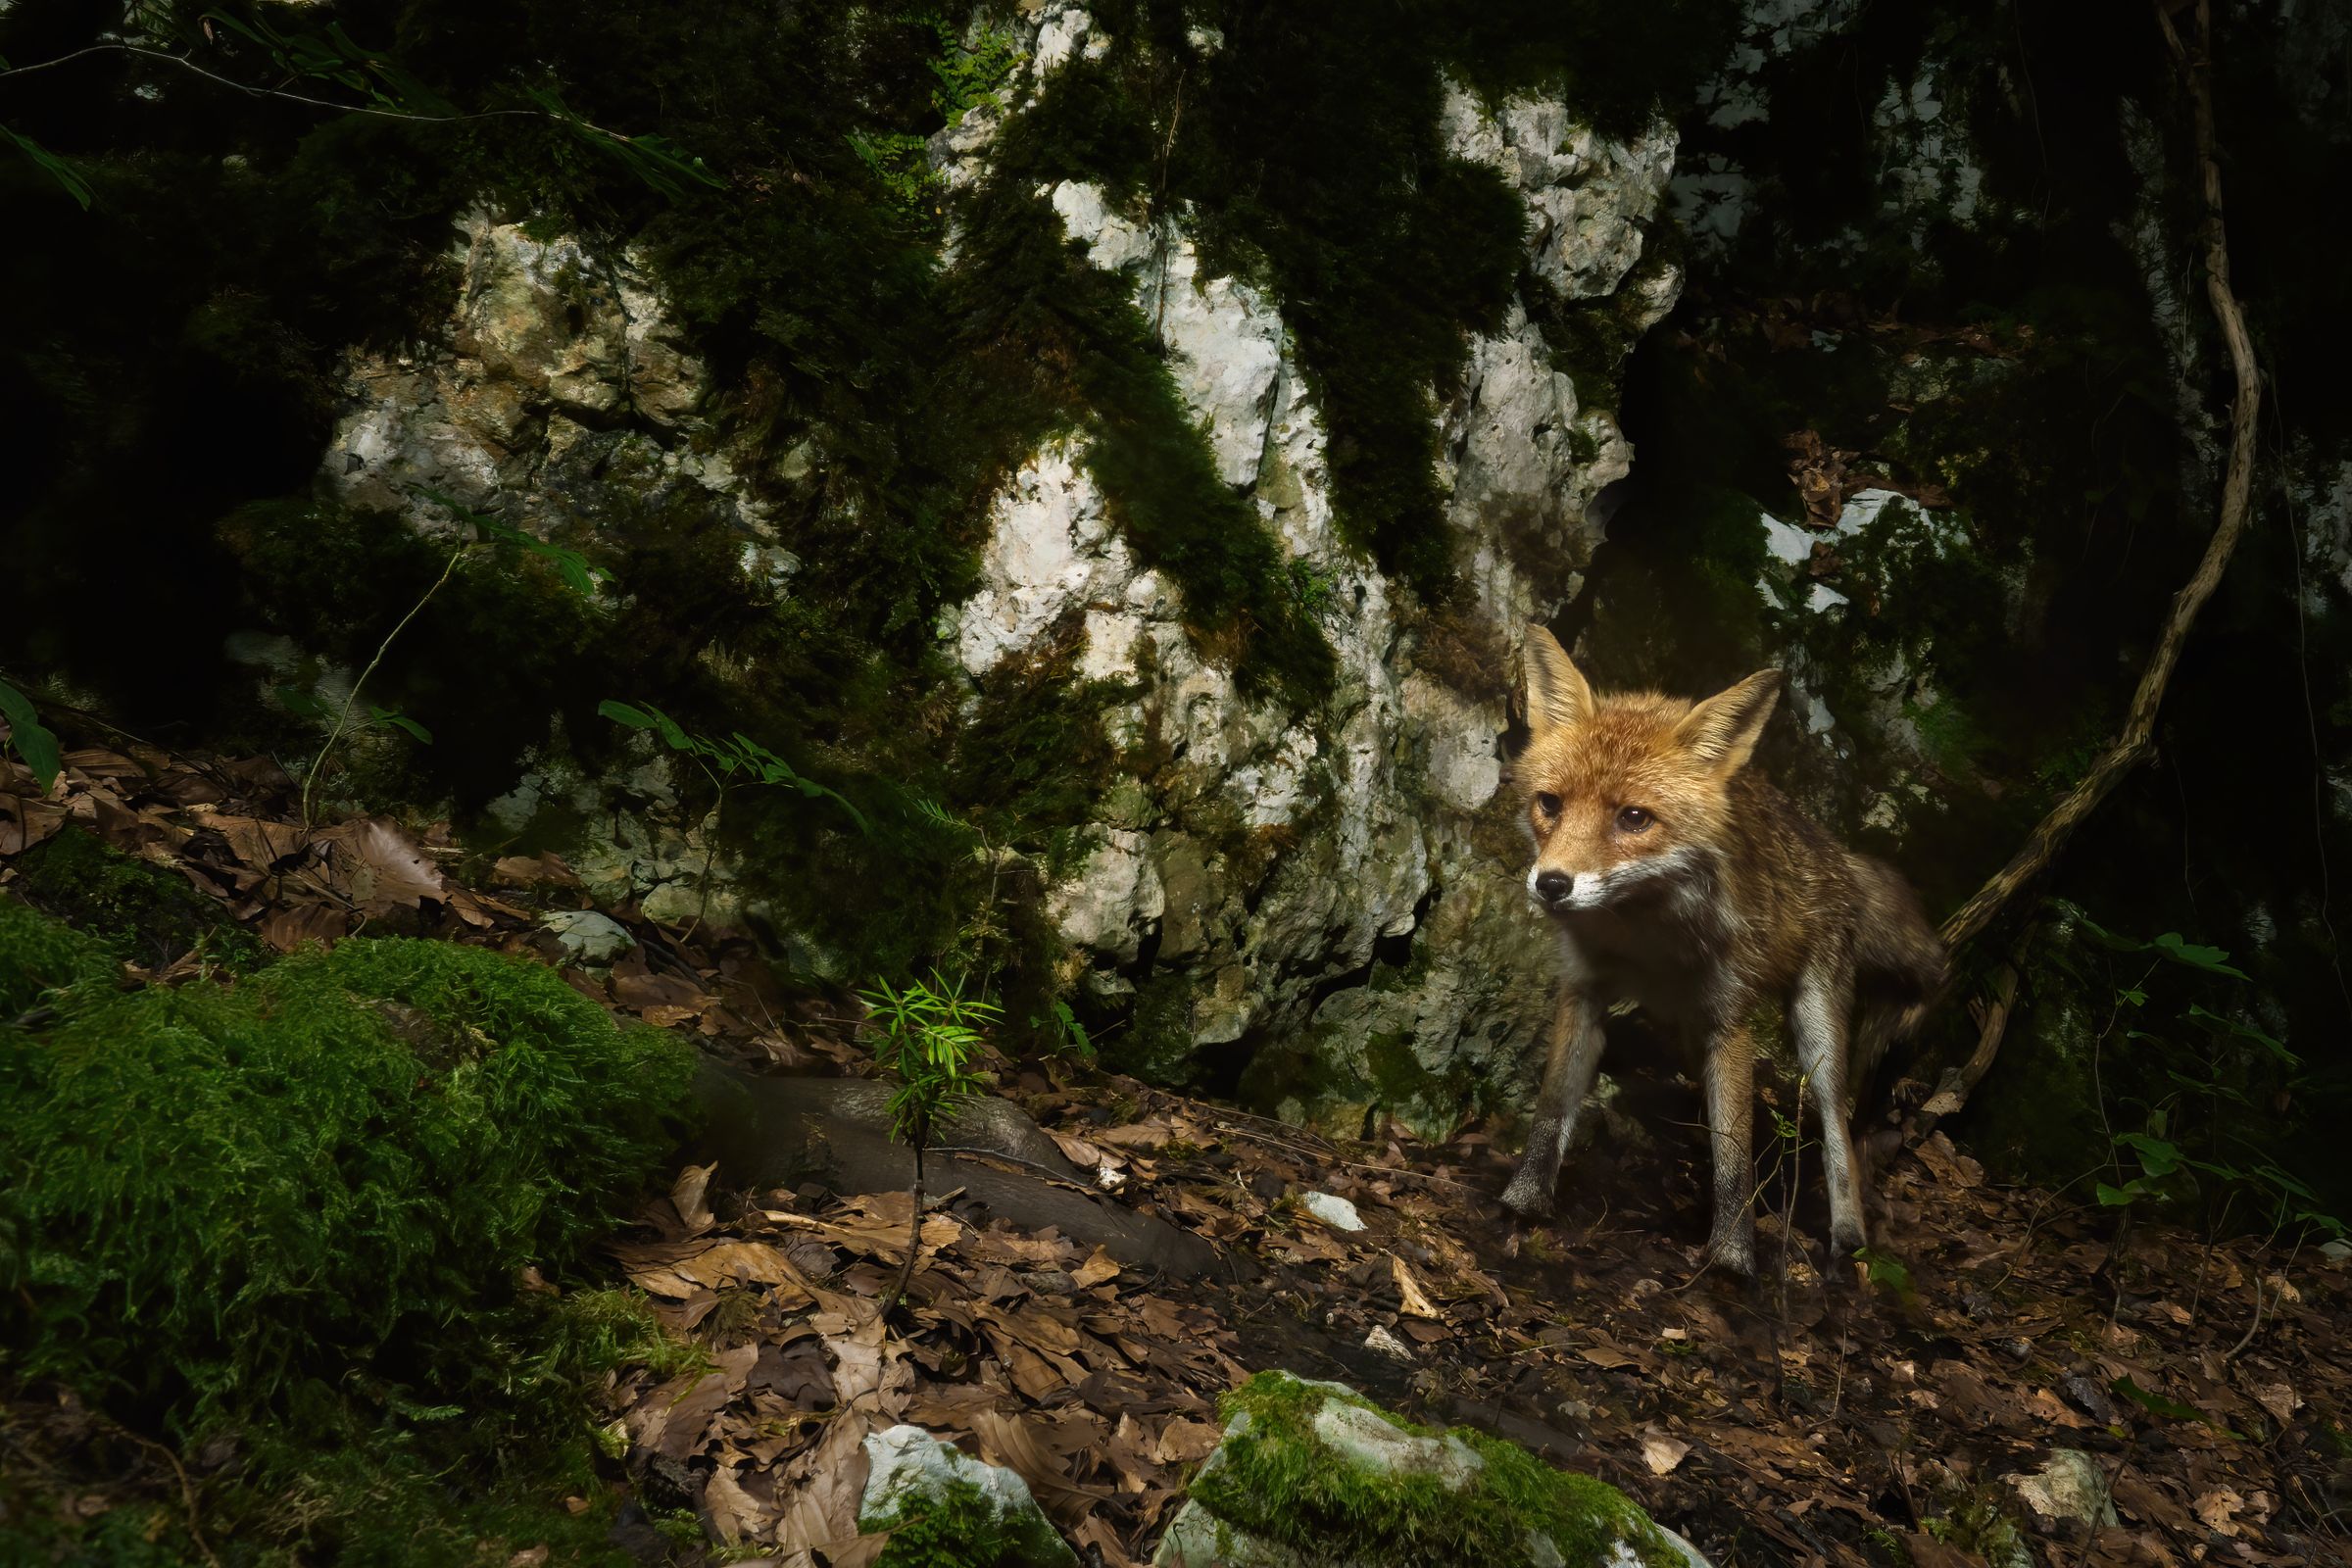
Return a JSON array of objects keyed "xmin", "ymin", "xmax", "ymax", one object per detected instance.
[
  {"xmin": 0, "ymin": 905, "xmax": 700, "ymax": 1564},
  {"xmin": 10, "ymin": 824, "xmax": 262, "ymax": 974},
  {"xmin": 1159, "ymin": 1371, "xmax": 1697, "ymax": 1568}
]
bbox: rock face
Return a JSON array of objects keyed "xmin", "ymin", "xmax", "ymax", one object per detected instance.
[
  {"xmin": 328, "ymin": 211, "xmax": 754, "ymax": 540},
  {"xmin": 1152, "ymin": 1372, "xmax": 1707, "ymax": 1568},
  {"xmin": 307, "ymin": 7, "xmax": 1690, "ymax": 1134},
  {"xmin": 928, "ymin": 22, "xmax": 1684, "ymax": 1132}
]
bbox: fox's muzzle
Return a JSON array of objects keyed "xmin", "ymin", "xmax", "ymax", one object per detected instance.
[
  {"xmin": 1528, "ymin": 846, "xmax": 1700, "ymax": 913},
  {"xmin": 1528, "ymin": 866, "xmax": 1607, "ymax": 911}
]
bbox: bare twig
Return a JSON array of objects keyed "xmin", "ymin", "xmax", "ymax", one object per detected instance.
[
  {"xmin": 2227, "ymin": 1233, "xmax": 2303, "ymax": 1360},
  {"xmin": 1940, "ymin": 0, "xmax": 2264, "ymax": 954},
  {"xmin": 300, "ymin": 542, "xmax": 468, "ymax": 827},
  {"xmin": 91, "ymin": 1416, "xmax": 220, "ymax": 1568},
  {"xmin": 887, "ymin": 1147, "xmax": 926, "ymax": 1310}
]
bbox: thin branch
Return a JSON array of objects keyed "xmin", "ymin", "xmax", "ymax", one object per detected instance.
[
  {"xmin": 301, "ymin": 542, "xmax": 468, "ymax": 826},
  {"xmin": 1940, "ymin": 0, "xmax": 2263, "ymax": 953},
  {"xmin": 2227, "ymin": 1232, "xmax": 2303, "ymax": 1361},
  {"xmin": 1, "ymin": 41, "xmax": 655, "ymax": 144}
]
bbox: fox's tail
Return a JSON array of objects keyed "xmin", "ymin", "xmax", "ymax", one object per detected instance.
[{"xmin": 1847, "ymin": 854, "xmax": 1948, "ymax": 1094}]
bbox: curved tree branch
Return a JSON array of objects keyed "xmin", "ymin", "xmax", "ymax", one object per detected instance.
[{"xmin": 1941, "ymin": 0, "xmax": 2263, "ymax": 954}]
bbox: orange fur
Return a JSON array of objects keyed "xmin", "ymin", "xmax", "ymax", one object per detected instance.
[{"xmin": 1501, "ymin": 626, "xmax": 1944, "ymax": 1274}]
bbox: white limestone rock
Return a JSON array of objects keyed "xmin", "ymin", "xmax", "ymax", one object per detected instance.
[
  {"xmin": 861, "ymin": 1425, "xmax": 1077, "ymax": 1567},
  {"xmin": 540, "ymin": 908, "xmax": 635, "ymax": 964},
  {"xmin": 1439, "ymin": 80, "xmax": 1679, "ymax": 300}
]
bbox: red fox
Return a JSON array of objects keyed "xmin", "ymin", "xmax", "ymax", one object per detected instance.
[{"xmin": 1499, "ymin": 626, "xmax": 1945, "ymax": 1275}]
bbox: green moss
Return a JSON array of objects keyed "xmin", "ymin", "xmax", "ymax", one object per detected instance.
[
  {"xmin": 0, "ymin": 893, "xmax": 118, "ymax": 1019},
  {"xmin": 12, "ymin": 825, "xmax": 263, "ymax": 974},
  {"xmin": 2, "ymin": 929, "xmax": 694, "ymax": 1405},
  {"xmin": 864, "ymin": 1475, "xmax": 1074, "ymax": 1568},
  {"xmin": 1923, "ymin": 1489, "xmax": 2033, "ymax": 1568},
  {"xmin": 0, "ymin": 913, "xmax": 699, "ymax": 1565},
  {"xmin": 1191, "ymin": 1372, "xmax": 1684, "ymax": 1568}
]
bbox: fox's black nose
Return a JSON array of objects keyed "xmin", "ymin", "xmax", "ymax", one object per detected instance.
[{"xmin": 1534, "ymin": 870, "xmax": 1571, "ymax": 903}]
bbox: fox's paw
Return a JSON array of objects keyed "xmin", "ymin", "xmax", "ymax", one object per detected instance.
[
  {"xmin": 1703, "ymin": 1231, "xmax": 1756, "ymax": 1279},
  {"xmin": 1499, "ymin": 1166, "xmax": 1557, "ymax": 1221}
]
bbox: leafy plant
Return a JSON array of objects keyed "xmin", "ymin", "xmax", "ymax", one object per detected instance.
[
  {"xmin": 845, "ymin": 13, "xmax": 1020, "ymax": 217},
  {"xmin": 1288, "ymin": 559, "xmax": 1339, "ymax": 619},
  {"xmin": 201, "ymin": 8, "xmax": 458, "ymax": 116},
  {"xmin": 276, "ymin": 681, "xmax": 432, "ymax": 745},
  {"xmin": 2069, "ymin": 906, "xmax": 2345, "ymax": 1245},
  {"xmin": 847, "ymin": 127, "xmax": 938, "ymax": 214},
  {"xmin": 0, "ymin": 676, "xmax": 63, "ymax": 795},
  {"xmin": 925, "ymin": 14, "xmax": 1022, "ymax": 123},
  {"xmin": 600, "ymin": 698, "xmax": 868, "ymax": 933},
  {"xmin": 601, "ymin": 700, "xmax": 864, "ymax": 830},
  {"xmin": 1032, "ymin": 996, "xmax": 1096, "ymax": 1061},
  {"xmin": 520, "ymin": 84, "xmax": 726, "ymax": 201},
  {"xmin": 858, "ymin": 971, "xmax": 1000, "ymax": 1306}
]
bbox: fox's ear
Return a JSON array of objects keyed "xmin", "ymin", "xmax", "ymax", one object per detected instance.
[
  {"xmin": 1675, "ymin": 669, "xmax": 1783, "ymax": 774},
  {"xmin": 1521, "ymin": 625, "xmax": 1595, "ymax": 737}
]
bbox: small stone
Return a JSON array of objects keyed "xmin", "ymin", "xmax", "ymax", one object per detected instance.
[
  {"xmin": 2321, "ymin": 1239, "xmax": 2350, "ymax": 1264},
  {"xmin": 540, "ymin": 909, "xmax": 633, "ymax": 964},
  {"xmin": 1362, "ymin": 1324, "xmax": 1414, "ymax": 1361},
  {"xmin": 861, "ymin": 1425, "xmax": 1077, "ymax": 1567},
  {"xmin": 1298, "ymin": 1192, "xmax": 1364, "ymax": 1232},
  {"xmin": 2008, "ymin": 1448, "xmax": 2120, "ymax": 1528}
]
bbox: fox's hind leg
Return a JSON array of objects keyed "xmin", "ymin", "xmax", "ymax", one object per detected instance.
[
  {"xmin": 1790, "ymin": 957, "xmax": 1869, "ymax": 1260},
  {"xmin": 1502, "ymin": 987, "xmax": 1604, "ymax": 1220}
]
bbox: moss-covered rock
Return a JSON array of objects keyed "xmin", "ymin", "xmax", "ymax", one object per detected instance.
[
  {"xmin": 0, "ymin": 905, "xmax": 700, "ymax": 1564},
  {"xmin": 12, "ymin": 824, "xmax": 263, "ymax": 973},
  {"xmin": 861, "ymin": 1424, "xmax": 1079, "ymax": 1568},
  {"xmin": 1152, "ymin": 1371, "xmax": 1706, "ymax": 1568}
]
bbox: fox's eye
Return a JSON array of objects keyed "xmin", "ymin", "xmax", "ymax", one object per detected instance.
[
  {"xmin": 1535, "ymin": 792, "xmax": 1561, "ymax": 816},
  {"xmin": 1616, "ymin": 805, "xmax": 1653, "ymax": 832}
]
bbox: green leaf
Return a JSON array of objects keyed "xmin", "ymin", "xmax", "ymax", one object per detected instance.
[
  {"xmin": 4, "ymin": 122, "xmax": 94, "ymax": 210},
  {"xmin": 2116, "ymin": 1132, "xmax": 2182, "ymax": 1177},
  {"xmin": 0, "ymin": 678, "xmax": 64, "ymax": 792},
  {"xmin": 368, "ymin": 706, "xmax": 434, "ymax": 745},
  {"xmin": 2111, "ymin": 1376, "xmax": 2202, "ymax": 1423},
  {"xmin": 2095, "ymin": 1181, "xmax": 2142, "ymax": 1206},
  {"xmin": 599, "ymin": 699, "xmax": 690, "ymax": 752},
  {"xmin": 1853, "ymin": 1245, "xmax": 1913, "ymax": 1297},
  {"xmin": 2110, "ymin": 1376, "xmax": 2240, "ymax": 1437},
  {"xmin": 274, "ymin": 682, "xmax": 331, "ymax": 720},
  {"xmin": 521, "ymin": 85, "xmax": 725, "ymax": 202},
  {"xmin": 2185, "ymin": 1004, "xmax": 2297, "ymax": 1063},
  {"xmin": 2149, "ymin": 931, "xmax": 2249, "ymax": 979}
]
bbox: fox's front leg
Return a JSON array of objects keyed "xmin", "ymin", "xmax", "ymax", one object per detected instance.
[
  {"xmin": 1501, "ymin": 987, "xmax": 1604, "ymax": 1220},
  {"xmin": 1701, "ymin": 1020, "xmax": 1757, "ymax": 1275}
]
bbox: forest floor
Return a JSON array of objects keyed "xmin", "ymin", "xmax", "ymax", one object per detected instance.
[{"xmin": 5, "ymin": 739, "xmax": 2350, "ymax": 1568}]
